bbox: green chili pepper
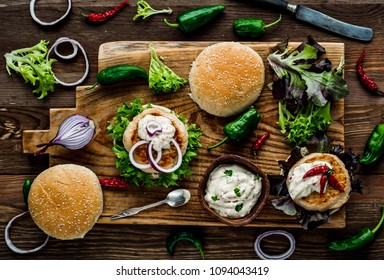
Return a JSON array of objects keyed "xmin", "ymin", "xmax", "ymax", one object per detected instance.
[
  {"xmin": 87, "ymin": 64, "xmax": 148, "ymax": 90},
  {"xmin": 166, "ymin": 231, "xmax": 205, "ymax": 259},
  {"xmin": 207, "ymin": 107, "xmax": 261, "ymax": 150},
  {"xmin": 22, "ymin": 179, "xmax": 32, "ymax": 208},
  {"xmin": 328, "ymin": 205, "xmax": 384, "ymax": 251},
  {"xmin": 359, "ymin": 123, "xmax": 384, "ymax": 166},
  {"xmin": 163, "ymin": 5, "xmax": 225, "ymax": 33},
  {"xmin": 233, "ymin": 14, "xmax": 282, "ymax": 39}
]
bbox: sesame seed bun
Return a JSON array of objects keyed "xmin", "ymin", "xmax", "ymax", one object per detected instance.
[
  {"xmin": 189, "ymin": 42, "xmax": 265, "ymax": 117},
  {"xmin": 28, "ymin": 164, "xmax": 103, "ymax": 240}
]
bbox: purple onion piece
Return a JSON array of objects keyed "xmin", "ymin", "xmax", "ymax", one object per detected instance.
[
  {"xmin": 35, "ymin": 114, "xmax": 95, "ymax": 155},
  {"xmin": 146, "ymin": 120, "xmax": 162, "ymax": 137}
]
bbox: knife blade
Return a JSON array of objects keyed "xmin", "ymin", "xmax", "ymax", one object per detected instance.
[{"xmin": 253, "ymin": 0, "xmax": 373, "ymax": 42}]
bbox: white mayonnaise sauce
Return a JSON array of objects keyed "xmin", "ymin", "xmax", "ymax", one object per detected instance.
[
  {"xmin": 137, "ymin": 114, "xmax": 176, "ymax": 151},
  {"xmin": 204, "ymin": 163, "xmax": 263, "ymax": 219},
  {"xmin": 287, "ymin": 161, "xmax": 332, "ymax": 199}
]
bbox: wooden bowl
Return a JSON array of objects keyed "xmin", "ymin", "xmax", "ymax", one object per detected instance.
[{"xmin": 198, "ymin": 154, "xmax": 270, "ymax": 227}]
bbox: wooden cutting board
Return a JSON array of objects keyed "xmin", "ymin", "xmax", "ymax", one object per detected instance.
[{"xmin": 23, "ymin": 41, "xmax": 346, "ymax": 228}]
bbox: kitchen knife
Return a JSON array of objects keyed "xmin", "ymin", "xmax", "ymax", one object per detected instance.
[{"xmin": 254, "ymin": 0, "xmax": 373, "ymax": 42}]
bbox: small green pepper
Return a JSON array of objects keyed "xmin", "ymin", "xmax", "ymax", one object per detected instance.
[
  {"xmin": 87, "ymin": 64, "xmax": 148, "ymax": 90},
  {"xmin": 166, "ymin": 231, "xmax": 205, "ymax": 259},
  {"xmin": 22, "ymin": 179, "xmax": 32, "ymax": 208},
  {"xmin": 328, "ymin": 205, "xmax": 384, "ymax": 251},
  {"xmin": 163, "ymin": 5, "xmax": 225, "ymax": 33},
  {"xmin": 208, "ymin": 107, "xmax": 261, "ymax": 150},
  {"xmin": 359, "ymin": 123, "xmax": 384, "ymax": 166},
  {"xmin": 233, "ymin": 14, "xmax": 282, "ymax": 39}
]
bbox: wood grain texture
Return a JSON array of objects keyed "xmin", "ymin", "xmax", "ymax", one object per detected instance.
[
  {"xmin": 21, "ymin": 41, "xmax": 345, "ymax": 228},
  {"xmin": 1, "ymin": 1, "xmax": 384, "ymax": 260}
]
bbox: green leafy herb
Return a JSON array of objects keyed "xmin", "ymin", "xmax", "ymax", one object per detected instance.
[
  {"xmin": 224, "ymin": 169, "xmax": 233, "ymax": 176},
  {"xmin": 234, "ymin": 187, "xmax": 241, "ymax": 197},
  {"xmin": 133, "ymin": 0, "xmax": 172, "ymax": 20},
  {"xmin": 148, "ymin": 44, "xmax": 188, "ymax": 94},
  {"xmin": 278, "ymin": 100, "xmax": 332, "ymax": 147},
  {"xmin": 235, "ymin": 204, "xmax": 243, "ymax": 212},
  {"xmin": 211, "ymin": 195, "xmax": 218, "ymax": 201},
  {"xmin": 267, "ymin": 38, "xmax": 349, "ymax": 107},
  {"xmin": 107, "ymin": 98, "xmax": 202, "ymax": 188},
  {"xmin": 4, "ymin": 40, "xmax": 57, "ymax": 99}
]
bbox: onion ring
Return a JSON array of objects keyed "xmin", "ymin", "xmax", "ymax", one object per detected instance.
[
  {"xmin": 5, "ymin": 211, "xmax": 50, "ymax": 254},
  {"xmin": 148, "ymin": 138, "xmax": 182, "ymax": 173},
  {"xmin": 254, "ymin": 230, "xmax": 296, "ymax": 260},
  {"xmin": 47, "ymin": 37, "xmax": 89, "ymax": 87},
  {"xmin": 30, "ymin": 0, "xmax": 72, "ymax": 26},
  {"xmin": 129, "ymin": 140, "xmax": 162, "ymax": 170},
  {"xmin": 146, "ymin": 120, "xmax": 162, "ymax": 137}
]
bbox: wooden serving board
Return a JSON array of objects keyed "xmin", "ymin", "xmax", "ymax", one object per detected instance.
[{"xmin": 23, "ymin": 41, "xmax": 346, "ymax": 228}]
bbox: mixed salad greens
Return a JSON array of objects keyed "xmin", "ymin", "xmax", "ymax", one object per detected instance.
[{"xmin": 268, "ymin": 36, "xmax": 349, "ymax": 147}]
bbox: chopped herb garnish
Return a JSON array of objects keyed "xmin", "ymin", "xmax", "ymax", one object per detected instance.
[
  {"xmin": 235, "ymin": 203, "xmax": 243, "ymax": 212},
  {"xmin": 234, "ymin": 187, "xmax": 241, "ymax": 197},
  {"xmin": 255, "ymin": 174, "xmax": 261, "ymax": 180},
  {"xmin": 211, "ymin": 195, "xmax": 218, "ymax": 201},
  {"xmin": 224, "ymin": 169, "xmax": 233, "ymax": 176}
]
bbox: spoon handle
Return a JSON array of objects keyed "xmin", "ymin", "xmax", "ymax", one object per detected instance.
[{"xmin": 110, "ymin": 199, "xmax": 166, "ymax": 220}]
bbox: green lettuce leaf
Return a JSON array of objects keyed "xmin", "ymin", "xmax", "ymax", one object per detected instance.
[
  {"xmin": 4, "ymin": 40, "xmax": 57, "ymax": 99},
  {"xmin": 107, "ymin": 98, "xmax": 202, "ymax": 188}
]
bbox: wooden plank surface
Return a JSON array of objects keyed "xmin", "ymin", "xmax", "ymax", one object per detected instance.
[
  {"xmin": 22, "ymin": 41, "xmax": 346, "ymax": 228},
  {"xmin": 2, "ymin": 0, "xmax": 384, "ymax": 261}
]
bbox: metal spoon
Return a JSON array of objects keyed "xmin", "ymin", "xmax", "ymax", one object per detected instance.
[{"xmin": 110, "ymin": 189, "xmax": 191, "ymax": 220}]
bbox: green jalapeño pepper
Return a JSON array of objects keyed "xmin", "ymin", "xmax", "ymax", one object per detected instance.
[
  {"xmin": 87, "ymin": 64, "xmax": 148, "ymax": 90},
  {"xmin": 359, "ymin": 123, "xmax": 384, "ymax": 166},
  {"xmin": 328, "ymin": 205, "xmax": 384, "ymax": 251},
  {"xmin": 233, "ymin": 14, "xmax": 282, "ymax": 39},
  {"xmin": 208, "ymin": 107, "xmax": 261, "ymax": 150},
  {"xmin": 163, "ymin": 5, "xmax": 225, "ymax": 33},
  {"xmin": 166, "ymin": 231, "xmax": 205, "ymax": 259},
  {"xmin": 22, "ymin": 179, "xmax": 32, "ymax": 208}
]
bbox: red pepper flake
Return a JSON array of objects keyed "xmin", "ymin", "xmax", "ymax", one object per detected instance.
[
  {"xmin": 302, "ymin": 165, "xmax": 330, "ymax": 179},
  {"xmin": 99, "ymin": 177, "xmax": 131, "ymax": 190},
  {"xmin": 252, "ymin": 132, "xmax": 270, "ymax": 155},
  {"xmin": 356, "ymin": 50, "xmax": 383, "ymax": 95},
  {"xmin": 82, "ymin": 1, "xmax": 129, "ymax": 23}
]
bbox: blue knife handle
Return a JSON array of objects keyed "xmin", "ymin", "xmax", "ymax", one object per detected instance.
[{"xmin": 254, "ymin": 0, "xmax": 289, "ymax": 10}]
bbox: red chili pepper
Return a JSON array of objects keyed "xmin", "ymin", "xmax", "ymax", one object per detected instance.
[
  {"xmin": 327, "ymin": 174, "xmax": 344, "ymax": 192},
  {"xmin": 82, "ymin": 1, "xmax": 129, "ymax": 23},
  {"xmin": 356, "ymin": 50, "xmax": 383, "ymax": 95},
  {"xmin": 319, "ymin": 174, "xmax": 328, "ymax": 197},
  {"xmin": 99, "ymin": 177, "xmax": 131, "ymax": 190},
  {"xmin": 252, "ymin": 132, "xmax": 270, "ymax": 155},
  {"xmin": 302, "ymin": 165, "xmax": 330, "ymax": 179}
]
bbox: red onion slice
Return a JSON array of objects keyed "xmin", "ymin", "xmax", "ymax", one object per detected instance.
[
  {"xmin": 254, "ymin": 230, "xmax": 296, "ymax": 260},
  {"xmin": 47, "ymin": 37, "xmax": 89, "ymax": 87},
  {"xmin": 147, "ymin": 138, "xmax": 182, "ymax": 173},
  {"xmin": 146, "ymin": 120, "xmax": 162, "ymax": 137},
  {"xmin": 30, "ymin": 0, "xmax": 72, "ymax": 26},
  {"xmin": 5, "ymin": 211, "xmax": 50, "ymax": 254},
  {"xmin": 129, "ymin": 140, "xmax": 162, "ymax": 170}
]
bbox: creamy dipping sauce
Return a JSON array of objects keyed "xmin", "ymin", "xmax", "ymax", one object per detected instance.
[
  {"xmin": 287, "ymin": 161, "xmax": 332, "ymax": 199},
  {"xmin": 204, "ymin": 164, "xmax": 263, "ymax": 219},
  {"xmin": 137, "ymin": 114, "xmax": 176, "ymax": 151}
]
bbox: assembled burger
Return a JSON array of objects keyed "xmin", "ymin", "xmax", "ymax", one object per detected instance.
[{"xmin": 108, "ymin": 98, "xmax": 202, "ymax": 187}]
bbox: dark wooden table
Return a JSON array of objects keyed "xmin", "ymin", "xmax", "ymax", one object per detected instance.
[{"xmin": 1, "ymin": 0, "xmax": 384, "ymax": 260}]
